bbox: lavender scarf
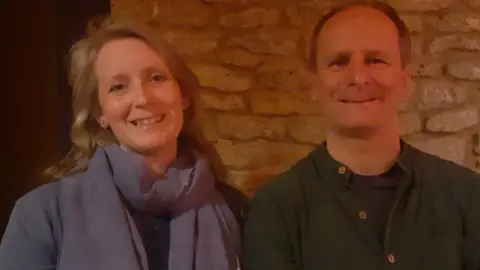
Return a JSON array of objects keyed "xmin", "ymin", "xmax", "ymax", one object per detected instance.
[{"xmin": 56, "ymin": 145, "xmax": 241, "ymax": 270}]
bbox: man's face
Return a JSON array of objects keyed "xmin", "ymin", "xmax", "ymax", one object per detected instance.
[{"xmin": 313, "ymin": 6, "xmax": 411, "ymax": 133}]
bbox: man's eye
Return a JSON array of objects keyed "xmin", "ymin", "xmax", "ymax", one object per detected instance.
[
  {"xmin": 366, "ymin": 58, "xmax": 385, "ymax": 65},
  {"xmin": 328, "ymin": 59, "xmax": 348, "ymax": 67}
]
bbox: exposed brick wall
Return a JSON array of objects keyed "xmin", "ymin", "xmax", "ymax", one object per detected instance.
[{"xmin": 111, "ymin": 0, "xmax": 480, "ymax": 195}]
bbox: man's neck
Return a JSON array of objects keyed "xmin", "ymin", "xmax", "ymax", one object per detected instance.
[{"xmin": 325, "ymin": 125, "xmax": 401, "ymax": 176}]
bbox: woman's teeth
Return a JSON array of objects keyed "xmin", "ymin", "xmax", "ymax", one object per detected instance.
[{"xmin": 131, "ymin": 115, "xmax": 166, "ymax": 127}]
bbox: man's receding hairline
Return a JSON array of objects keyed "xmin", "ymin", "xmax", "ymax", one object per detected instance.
[
  {"xmin": 309, "ymin": 1, "xmax": 411, "ymax": 71},
  {"xmin": 317, "ymin": 6, "xmax": 400, "ymax": 39},
  {"xmin": 315, "ymin": 6, "xmax": 403, "ymax": 56}
]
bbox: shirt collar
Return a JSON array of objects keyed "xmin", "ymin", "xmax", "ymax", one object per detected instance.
[{"xmin": 312, "ymin": 139, "xmax": 416, "ymax": 187}]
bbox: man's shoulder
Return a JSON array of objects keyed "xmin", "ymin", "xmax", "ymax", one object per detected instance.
[
  {"xmin": 254, "ymin": 148, "xmax": 318, "ymax": 200},
  {"xmin": 407, "ymin": 144, "xmax": 480, "ymax": 191}
]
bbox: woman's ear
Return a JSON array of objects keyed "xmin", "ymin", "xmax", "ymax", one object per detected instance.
[{"xmin": 97, "ymin": 115, "xmax": 109, "ymax": 129}]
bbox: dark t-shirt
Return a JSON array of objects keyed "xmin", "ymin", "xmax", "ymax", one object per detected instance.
[
  {"xmin": 130, "ymin": 210, "xmax": 171, "ymax": 270},
  {"xmin": 352, "ymin": 165, "xmax": 404, "ymax": 243}
]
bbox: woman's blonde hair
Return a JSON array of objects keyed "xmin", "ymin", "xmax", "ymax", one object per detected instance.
[{"xmin": 45, "ymin": 17, "xmax": 225, "ymax": 180}]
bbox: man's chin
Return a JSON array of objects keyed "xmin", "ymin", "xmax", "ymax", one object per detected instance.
[{"xmin": 332, "ymin": 123, "xmax": 379, "ymax": 138}]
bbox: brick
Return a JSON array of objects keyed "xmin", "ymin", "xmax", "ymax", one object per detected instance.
[
  {"xmin": 191, "ymin": 64, "xmax": 251, "ymax": 92},
  {"xmin": 199, "ymin": 91, "xmax": 246, "ymax": 111},
  {"xmin": 472, "ymin": 87, "xmax": 480, "ymax": 105},
  {"xmin": 217, "ymin": 48, "xmax": 264, "ymax": 68},
  {"xmin": 285, "ymin": 6, "xmax": 326, "ymax": 27},
  {"xmin": 198, "ymin": 113, "xmax": 219, "ymax": 142},
  {"xmin": 387, "ymin": 0, "xmax": 455, "ymax": 11},
  {"xmin": 111, "ymin": 0, "xmax": 155, "ymax": 22},
  {"xmin": 411, "ymin": 36, "xmax": 424, "ymax": 58},
  {"xmin": 399, "ymin": 14, "xmax": 423, "ymax": 32},
  {"xmin": 153, "ymin": 0, "xmax": 211, "ymax": 26},
  {"xmin": 397, "ymin": 101, "xmax": 411, "ymax": 112},
  {"xmin": 408, "ymin": 136, "xmax": 468, "ymax": 165},
  {"xmin": 467, "ymin": 0, "xmax": 480, "ymax": 9},
  {"xmin": 227, "ymin": 34, "xmax": 269, "ymax": 55},
  {"xmin": 426, "ymin": 108, "xmax": 479, "ymax": 132},
  {"xmin": 214, "ymin": 139, "xmax": 313, "ymax": 169},
  {"xmin": 399, "ymin": 112, "xmax": 422, "ymax": 136},
  {"xmin": 163, "ymin": 31, "xmax": 220, "ymax": 56},
  {"xmin": 447, "ymin": 61, "xmax": 480, "ymax": 81},
  {"xmin": 203, "ymin": 0, "xmax": 237, "ymax": 2},
  {"xmin": 426, "ymin": 13, "xmax": 480, "ymax": 32},
  {"xmin": 227, "ymin": 169, "xmax": 281, "ymax": 196},
  {"xmin": 417, "ymin": 80, "xmax": 468, "ymax": 110},
  {"xmin": 220, "ymin": 8, "xmax": 280, "ymax": 27},
  {"xmin": 217, "ymin": 114, "xmax": 286, "ymax": 140},
  {"xmin": 258, "ymin": 28, "xmax": 298, "ymax": 55},
  {"xmin": 250, "ymin": 92, "xmax": 322, "ymax": 115},
  {"xmin": 257, "ymin": 57, "xmax": 312, "ymax": 92},
  {"xmin": 227, "ymin": 28, "xmax": 299, "ymax": 56},
  {"xmin": 475, "ymin": 133, "xmax": 480, "ymax": 154},
  {"xmin": 296, "ymin": 0, "xmax": 335, "ymax": 9},
  {"xmin": 411, "ymin": 60, "xmax": 443, "ymax": 77},
  {"xmin": 287, "ymin": 116, "xmax": 326, "ymax": 144},
  {"xmin": 430, "ymin": 35, "xmax": 480, "ymax": 56}
]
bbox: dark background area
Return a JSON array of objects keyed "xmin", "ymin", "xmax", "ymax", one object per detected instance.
[{"xmin": 2, "ymin": 0, "xmax": 110, "ymax": 235}]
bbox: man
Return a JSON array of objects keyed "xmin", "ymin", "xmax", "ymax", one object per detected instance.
[{"xmin": 242, "ymin": 1, "xmax": 480, "ymax": 270}]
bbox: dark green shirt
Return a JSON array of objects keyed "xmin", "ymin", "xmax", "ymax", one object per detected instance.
[{"xmin": 242, "ymin": 141, "xmax": 480, "ymax": 270}]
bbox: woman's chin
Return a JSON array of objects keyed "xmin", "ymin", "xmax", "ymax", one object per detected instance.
[{"xmin": 128, "ymin": 138, "xmax": 176, "ymax": 155}]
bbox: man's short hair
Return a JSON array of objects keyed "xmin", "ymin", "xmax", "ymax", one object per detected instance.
[{"xmin": 308, "ymin": 0, "xmax": 411, "ymax": 72}]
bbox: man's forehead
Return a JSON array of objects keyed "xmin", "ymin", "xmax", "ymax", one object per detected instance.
[
  {"xmin": 316, "ymin": 6, "xmax": 400, "ymax": 53},
  {"xmin": 322, "ymin": 6, "xmax": 396, "ymax": 29}
]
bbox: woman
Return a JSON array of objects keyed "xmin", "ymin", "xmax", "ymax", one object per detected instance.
[{"xmin": 0, "ymin": 18, "xmax": 247, "ymax": 270}]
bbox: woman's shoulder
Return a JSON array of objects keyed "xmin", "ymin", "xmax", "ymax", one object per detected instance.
[
  {"xmin": 12, "ymin": 181, "xmax": 61, "ymax": 219},
  {"xmin": 11, "ymin": 172, "xmax": 89, "ymax": 224},
  {"xmin": 0, "ymin": 173, "xmax": 90, "ymax": 267}
]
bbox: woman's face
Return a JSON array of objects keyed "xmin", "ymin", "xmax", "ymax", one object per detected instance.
[{"xmin": 95, "ymin": 38, "xmax": 188, "ymax": 155}]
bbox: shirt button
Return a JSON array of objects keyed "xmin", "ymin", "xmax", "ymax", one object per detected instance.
[
  {"xmin": 357, "ymin": 211, "xmax": 368, "ymax": 220},
  {"xmin": 338, "ymin": 166, "xmax": 347, "ymax": 174},
  {"xmin": 387, "ymin": 253, "xmax": 396, "ymax": 264}
]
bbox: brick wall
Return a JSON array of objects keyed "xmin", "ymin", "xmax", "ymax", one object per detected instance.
[{"xmin": 111, "ymin": 0, "xmax": 480, "ymax": 196}]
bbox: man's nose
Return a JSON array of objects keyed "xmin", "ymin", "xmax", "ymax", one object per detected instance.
[{"xmin": 347, "ymin": 59, "xmax": 369, "ymax": 86}]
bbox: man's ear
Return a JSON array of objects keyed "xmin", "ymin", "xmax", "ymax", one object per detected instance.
[
  {"xmin": 399, "ymin": 64, "xmax": 413, "ymax": 102},
  {"xmin": 182, "ymin": 96, "xmax": 191, "ymax": 110}
]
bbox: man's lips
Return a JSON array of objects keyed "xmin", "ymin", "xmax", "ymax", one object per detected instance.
[{"xmin": 339, "ymin": 98, "xmax": 378, "ymax": 104}]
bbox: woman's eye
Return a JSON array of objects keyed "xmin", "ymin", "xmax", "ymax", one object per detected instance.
[
  {"xmin": 109, "ymin": 83, "xmax": 126, "ymax": 92},
  {"xmin": 151, "ymin": 74, "xmax": 166, "ymax": 83}
]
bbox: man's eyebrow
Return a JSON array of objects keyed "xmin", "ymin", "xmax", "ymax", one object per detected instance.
[
  {"xmin": 364, "ymin": 50, "xmax": 388, "ymax": 57},
  {"xmin": 323, "ymin": 51, "xmax": 351, "ymax": 60}
]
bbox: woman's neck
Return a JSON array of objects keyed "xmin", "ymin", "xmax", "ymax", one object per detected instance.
[{"xmin": 139, "ymin": 142, "xmax": 178, "ymax": 177}]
